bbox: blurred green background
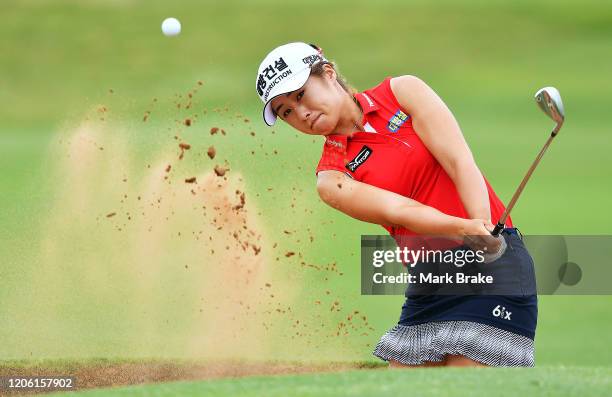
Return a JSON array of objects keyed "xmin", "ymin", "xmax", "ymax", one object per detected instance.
[{"xmin": 1, "ymin": 0, "xmax": 611, "ymax": 368}]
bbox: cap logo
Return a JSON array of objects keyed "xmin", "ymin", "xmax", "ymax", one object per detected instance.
[
  {"xmin": 302, "ymin": 54, "xmax": 323, "ymax": 66},
  {"xmin": 257, "ymin": 57, "xmax": 291, "ymax": 99}
]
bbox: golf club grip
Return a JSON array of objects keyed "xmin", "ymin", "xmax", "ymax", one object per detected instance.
[{"xmin": 491, "ymin": 222, "xmax": 505, "ymax": 237}]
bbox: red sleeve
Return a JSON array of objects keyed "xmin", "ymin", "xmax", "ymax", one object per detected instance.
[{"xmin": 315, "ymin": 135, "xmax": 349, "ymax": 175}]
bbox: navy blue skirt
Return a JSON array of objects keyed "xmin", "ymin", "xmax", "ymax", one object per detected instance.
[
  {"xmin": 398, "ymin": 228, "xmax": 538, "ymax": 339},
  {"xmin": 373, "ymin": 228, "xmax": 538, "ymax": 366}
]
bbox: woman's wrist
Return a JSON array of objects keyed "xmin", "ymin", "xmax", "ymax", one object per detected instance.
[
  {"xmin": 395, "ymin": 204, "xmax": 469, "ymax": 236},
  {"xmin": 421, "ymin": 208, "xmax": 467, "ymax": 236},
  {"xmin": 450, "ymin": 217, "xmax": 469, "ymax": 236}
]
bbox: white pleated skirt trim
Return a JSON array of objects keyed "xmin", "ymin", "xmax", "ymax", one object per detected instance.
[{"xmin": 373, "ymin": 320, "xmax": 534, "ymax": 367}]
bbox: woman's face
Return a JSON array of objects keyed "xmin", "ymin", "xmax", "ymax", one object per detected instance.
[{"xmin": 270, "ymin": 65, "xmax": 345, "ymax": 136}]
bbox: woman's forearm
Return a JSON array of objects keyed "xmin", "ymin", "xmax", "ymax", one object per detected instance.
[
  {"xmin": 317, "ymin": 170, "xmax": 469, "ymax": 236},
  {"xmin": 388, "ymin": 202, "xmax": 466, "ymax": 235},
  {"xmin": 450, "ymin": 160, "xmax": 491, "ymax": 221}
]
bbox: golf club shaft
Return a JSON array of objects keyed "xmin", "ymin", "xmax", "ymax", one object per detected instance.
[{"xmin": 491, "ymin": 128, "xmax": 559, "ymax": 236}]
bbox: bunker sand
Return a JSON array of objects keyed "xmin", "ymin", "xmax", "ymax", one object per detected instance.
[{"xmin": 0, "ymin": 360, "xmax": 383, "ymax": 395}]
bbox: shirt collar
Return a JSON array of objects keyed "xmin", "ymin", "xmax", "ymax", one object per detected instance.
[
  {"xmin": 324, "ymin": 92, "xmax": 379, "ymax": 144},
  {"xmin": 354, "ymin": 92, "xmax": 380, "ymax": 115}
]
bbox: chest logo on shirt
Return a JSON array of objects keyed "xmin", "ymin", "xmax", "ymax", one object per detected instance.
[
  {"xmin": 386, "ymin": 110, "xmax": 410, "ymax": 133},
  {"xmin": 346, "ymin": 145, "xmax": 373, "ymax": 172},
  {"xmin": 325, "ymin": 139, "xmax": 344, "ymax": 149}
]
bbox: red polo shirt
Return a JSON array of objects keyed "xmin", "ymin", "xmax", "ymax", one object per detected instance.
[{"xmin": 315, "ymin": 77, "xmax": 511, "ymax": 237}]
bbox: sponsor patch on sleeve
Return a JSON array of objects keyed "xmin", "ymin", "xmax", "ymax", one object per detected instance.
[{"xmin": 386, "ymin": 110, "xmax": 410, "ymax": 133}]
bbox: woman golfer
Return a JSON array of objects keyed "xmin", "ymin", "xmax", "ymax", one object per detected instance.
[{"xmin": 255, "ymin": 42, "xmax": 537, "ymax": 367}]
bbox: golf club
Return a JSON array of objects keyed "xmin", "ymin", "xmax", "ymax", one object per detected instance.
[{"xmin": 491, "ymin": 87, "xmax": 565, "ymax": 237}]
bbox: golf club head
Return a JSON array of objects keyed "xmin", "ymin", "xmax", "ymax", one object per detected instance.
[{"xmin": 535, "ymin": 87, "xmax": 565, "ymax": 127}]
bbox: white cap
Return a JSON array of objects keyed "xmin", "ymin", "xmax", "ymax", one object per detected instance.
[{"xmin": 256, "ymin": 42, "xmax": 327, "ymax": 126}]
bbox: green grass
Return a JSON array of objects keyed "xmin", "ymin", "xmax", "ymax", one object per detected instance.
[
  {"xmin": 44, "ymin": 366, "xmax": 612, "ymax": 397},
  {"xmin": 1, "ymin": 1, "xmax": 612, "ymax": 395}
]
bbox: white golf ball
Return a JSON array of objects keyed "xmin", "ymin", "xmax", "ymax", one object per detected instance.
[{"xmin": 161, "ymin": 17, "xmax": 181, "ymax": 36}]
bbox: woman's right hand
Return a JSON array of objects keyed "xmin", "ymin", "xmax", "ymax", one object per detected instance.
[{"xmin": 460, "ymin": 218, "xmax": 503, "ymax": 255}]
